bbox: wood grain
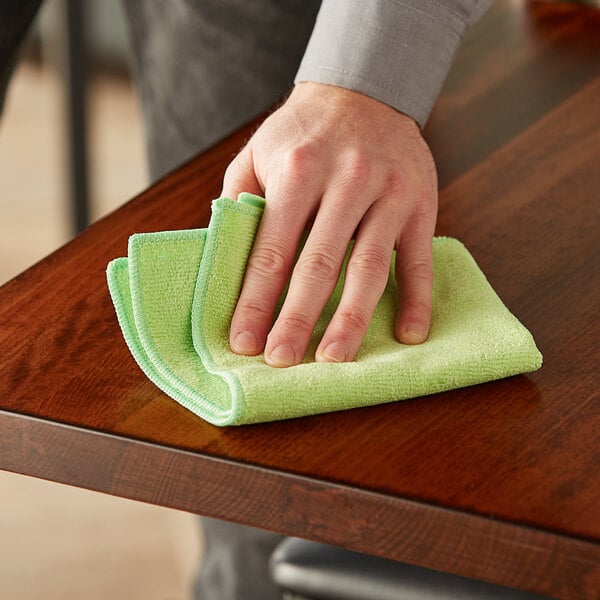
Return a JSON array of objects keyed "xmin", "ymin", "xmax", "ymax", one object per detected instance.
[
  {"xmin": 2, "ymin": 410, "xmax": 598, "ymax": 600},
  {"xmin": 0, "ymin": 2, "xmax": 598, "ymax": 598}
]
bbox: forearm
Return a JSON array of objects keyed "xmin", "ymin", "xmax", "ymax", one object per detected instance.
[{"xmin": 295, "ymin": 0, "xmax": 492, "ymax": 127}]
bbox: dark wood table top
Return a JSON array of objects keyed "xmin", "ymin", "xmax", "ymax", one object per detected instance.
[{"xmin": 1, "ymin": 2, "xmax": 598, "ymax": 598}]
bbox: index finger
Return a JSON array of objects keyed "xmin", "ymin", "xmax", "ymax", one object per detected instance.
[
  {"xmin": 221, "ymin": 146, "xmax": 263, "ymax": 199},
  {"xmin": 229, "ymin": 178, "xmax": 317, "ymax": 356}
]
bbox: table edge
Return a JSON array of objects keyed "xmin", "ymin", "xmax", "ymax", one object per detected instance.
[{"xmin": 2, "ymin": 408, "xmax": 598, "ymax": 598}]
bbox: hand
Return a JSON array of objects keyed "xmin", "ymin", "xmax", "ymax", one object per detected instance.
[{"xmin": 222, "ymin": 82, "xmax": 438, "ymax": 367}]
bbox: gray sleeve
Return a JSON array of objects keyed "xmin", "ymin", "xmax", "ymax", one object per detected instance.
[{"xmin": 294, "ymin": 0, "xmax": 492, "ymax": 127}]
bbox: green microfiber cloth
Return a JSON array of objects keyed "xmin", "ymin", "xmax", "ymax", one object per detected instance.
[{"xmin": 106, "ymin": 193, "xmax": 542, "ymax": 426}]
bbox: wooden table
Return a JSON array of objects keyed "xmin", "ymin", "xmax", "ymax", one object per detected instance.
[{"xmin": 1, "ymin": 2, "xmax": 598, "ymax": 598}]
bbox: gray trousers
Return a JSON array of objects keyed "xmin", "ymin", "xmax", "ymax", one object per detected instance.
[
  {"xmin": 122, "ymin": 0, "xmax": 322, "ymax": 180},
  {"xmin": 1, "ymin": 1, "xmax": 320, "ymax": 599}
]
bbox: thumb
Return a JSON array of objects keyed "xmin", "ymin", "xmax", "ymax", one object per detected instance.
[{"xmin": 221, "ymin": 145, "xmax": 264, "ymax": 200}]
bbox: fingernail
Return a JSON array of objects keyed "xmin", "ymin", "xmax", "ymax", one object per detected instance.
[
  {"xmin": 267, "ymin": 344, "xmax": 296, "ymax": 367},
  {"xmin": 401, "ymin": 324, "xmax": 427, "ymax": 345},
  {"xmin": 320, "ymin": 341, "xmax": 347, "ymax": 363},
  {"xmin": 232, "ymin": 331, "xmax": 259, "ymax": 355}
]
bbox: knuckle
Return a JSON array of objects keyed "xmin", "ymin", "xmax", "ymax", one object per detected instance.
[
  {"xmin": 342, "ymin": 150, "xmax": 372, "ymax": 188},
  {"xmin": 423, "ymin": 152, "xmax": 438, "ymax": 189},
  {"xmin": 338, "ymin": 306, "xmax": 370, "ymax": 332},
  {"xmin": 283, "ymin": 144, "xmax": 317, "ymax": 176},
  {"xmin": 348, "ymin": 247, "xmax": 390, "ymax": 283},
  {"xmin": 415, "ymin": 185, "xmax": 438, "ymax": 215},
  {"xmin": 248, "ymin": 240, "xmax": 290, "ymax": 280},
  {"xmin": 280, "ymin": 311, "xmax": 314, "ymax": 333},
  {"xmin": 297, "ymin": 246, "xmax": 339, "ymax": 281},
  {"xmin": 385, "ymin": 171, "xmax": 407, "ymax": 197},
  {"xmin": 237, "ymin": 298, "xmax": 270, "ymax": 320},
  {"xmin": 403, "ymin": 258, "xmax": 434, "ymax": 284}
]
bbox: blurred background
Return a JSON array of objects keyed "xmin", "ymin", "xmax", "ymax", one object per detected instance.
[
  {"xmin": 0, "ymin": 1, "xmax": 201, "ymax": 598},
  {"xmin": 0, "ymin": 0, "xmax": 146, "ymax": 284}
]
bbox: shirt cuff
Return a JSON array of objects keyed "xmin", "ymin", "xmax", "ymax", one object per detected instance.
[{"xmin": 295, "ymin": 0, "xmax": 485, "ymax": 128}]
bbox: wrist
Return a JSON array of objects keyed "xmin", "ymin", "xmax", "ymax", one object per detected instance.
[{"xmin": 290, "ymin": 81, "xmax": 420, "ymax": 131}]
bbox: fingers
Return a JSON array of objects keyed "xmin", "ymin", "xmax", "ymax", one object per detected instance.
[
  {"xmin": 231, "ymin": 187, "xmax": 434, "ymax": 365},
  {"xmin": 315, "ymin": 201, "xmax": 396, "ymax": 363},
  {"xmin": 394, "ymin": 219, "xmax": 435, "ymax": 345},
  {"xmin": 221, "ymin": 146, "xmax": 263, "ymax": 199},
  {"xmin": 229, "ymin": 178, "xmax": 317, "ymax": 357},
  {"xmin": 316, "ymin": 193, "xmax": 435, "ymax": 361},
  {"xmin": 229, "ymin": 177, "xmax": 434, "ymax": 365},
  {"xmin": 263, "ymin": 197, "xmax": 365, "ymax": 367},
  {"xmin": 223, "ymin": 102, "xmax": 437, "ymax": 366}
]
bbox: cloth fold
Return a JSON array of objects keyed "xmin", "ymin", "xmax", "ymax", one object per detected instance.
[{"xmin": 107, "ymin": 193, "xmax": 542, "ymax": 426}]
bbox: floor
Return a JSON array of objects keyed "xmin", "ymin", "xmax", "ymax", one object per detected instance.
[{"xmin": 0, "ymin": 60, "xmax": 202, "ymax": 599}]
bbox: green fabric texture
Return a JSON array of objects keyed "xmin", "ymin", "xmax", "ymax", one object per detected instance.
[{"xmin": 106, "ymin": 193, "xmax": 542, "ymax": 426}]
